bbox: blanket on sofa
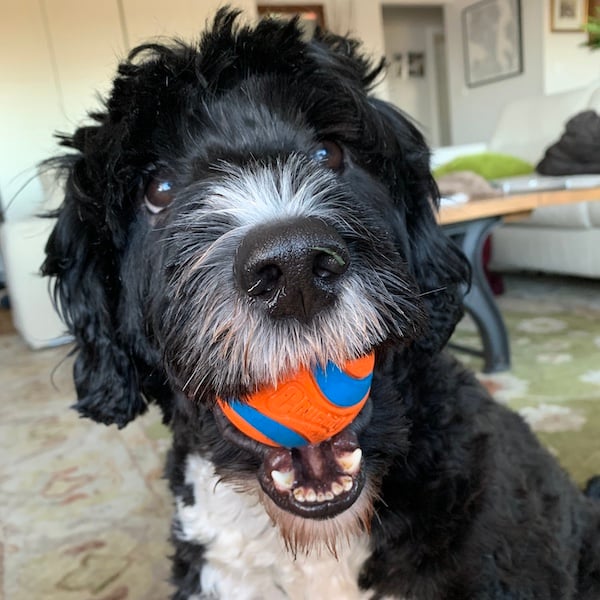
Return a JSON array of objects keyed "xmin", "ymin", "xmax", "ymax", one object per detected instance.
[{"xmin": 537, "ymin": 110, "xmax": 600, "ymax": 175}]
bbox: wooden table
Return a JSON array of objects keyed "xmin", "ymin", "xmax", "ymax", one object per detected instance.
[
  {"xmin": 437, "ymin": 187, "xmax": 600, "ymax": 373},
  {"xmin": 439, "ymin": 186, "xmax": 600, "ymax": 225}
]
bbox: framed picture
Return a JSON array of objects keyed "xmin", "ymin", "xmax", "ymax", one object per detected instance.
[
  {"xmin": 551, "ymin": 0, "xmax": 587, "ymax": 32},
  {"xmin": 391, "ymin": 52, "xmax": 404, "ymax": 78},
  {"xmin": 257, "ymin": 5, "xmax": 326, "ymax": 37},
  {"xmin": 462, "ymin": 0, "xmax": 523, "ymax": 88},
  {"xmin": 408, "ymin": 52, "xmax": 425, "ymax": 78}
]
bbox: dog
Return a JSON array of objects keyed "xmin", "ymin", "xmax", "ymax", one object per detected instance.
[{"xmin": 42, "ymin": 9, "xmax": 600, "ymax": 599}]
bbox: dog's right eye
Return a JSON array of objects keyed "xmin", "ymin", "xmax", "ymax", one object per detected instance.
[
  {"xmin": 310, "ymin": 141, "xmax": 344, "ymax": 172},
  {"xmin": 144, "ymin": 178, "xmax": 174, "ymax": 214}
]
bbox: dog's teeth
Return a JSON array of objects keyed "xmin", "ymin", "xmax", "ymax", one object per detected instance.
[
  {"xmin": 271, "ymin": 469, "xmax": 294, "ymax": 491},
  {"xmin": 293, "ymin": 488, "xmax": 306, "ymax": 502},
  {"xmin": 306, "ymin": 489, "xmax": 317, "ymax": 503},
  {"xmin": 325, "ymin": 491, "xmax": 334, "ymax": 501},
  {"xmin": 332, "ymin": 481, "xmax": 344, "ymax": 496},
  {"xmin": 337, "ymin": 448, "xmax": 362, "ymax": 475},
  {"xmin": 317, "ymin": 492, "xmax": 326, "ymax": 502},
  {"xmin": 340, "ymin": 475, "xmax": 353, "ymax": 492}
]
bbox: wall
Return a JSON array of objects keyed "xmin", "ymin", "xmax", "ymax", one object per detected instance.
[
  {"xmin": 382, "ymin": 5, "xmax": 444, "ymax": 145},
  {"xmin": 3, "ymin": 0, "xmax": 600, "ymax": 222},
  {"xmin": 0, "ymin": 0, "xmax": 255, "ymax": 222},
  {"xmin": 443, "ymin": 0, "xmax": 545, "ymax": 145},
  {"xmin": 0, "ymin": 0, "xmax": 392, "ymax": 222},
  {"xmin": 123, "ymin": 0, "xmax": 256, "ymax": 47},
  {"xmin": 258, "ymin": 0, "xmax": 389, "ymax": 98},
  {"xmin": 444, "ymin": 0, "xmax": 600, "ymax": 145},
  {"xmin": 0, "ymin": 0, "xmax": 127, "ymax": 221},
  {"xmin": 542, "ymin": 9, "xmax": 600, "ymax": 94}
]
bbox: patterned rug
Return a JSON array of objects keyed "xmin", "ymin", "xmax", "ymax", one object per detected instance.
[
  {"xmin": 1, "ymin": 274, "xmax": 599, "ymax": 599},
  {"xmin": 453, "ymin": 274, "xmax": 600, "ymax": 487}
]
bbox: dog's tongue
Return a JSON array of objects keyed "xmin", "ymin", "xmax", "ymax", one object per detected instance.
[{"xmin": 259, "ymin": 429, "xmax": 364, "ymax": 517}]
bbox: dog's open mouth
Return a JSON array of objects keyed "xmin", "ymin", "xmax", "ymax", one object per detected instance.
[
  {"xmin": 213, "ymin": 401, "xmax": 372, "ymax": 519},
  {"xmin": 258, "ymin": 429, "xmax": 365, "ymax": 518}
]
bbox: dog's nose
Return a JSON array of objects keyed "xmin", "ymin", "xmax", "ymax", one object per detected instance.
[{"xmin": 235, "ymin": 218, "xmax": 349, "ymax": 321}]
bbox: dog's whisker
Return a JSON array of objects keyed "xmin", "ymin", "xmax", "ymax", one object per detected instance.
[{"xmin": 417, "ymin": 286, "xmax": 448, "ymax": 297}]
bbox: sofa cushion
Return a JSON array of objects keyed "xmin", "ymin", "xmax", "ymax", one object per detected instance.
[
  {"xmin": 589, "ymin": 201, "xmax": 600, "ymax": 226},
  {"xmin": 491, "ymin": 226, "xmax": 600, "ymax": 278},
  {"xmin": 518, "ymin": 203, "xmax": 592, "ymax": 229},
  {"xmin": 433, "ymin": 152, "xmax": 534, "ymax": 181},
  {"xmin": 586, "ymin": 85, "xmax": 600, "ymax": 112}
]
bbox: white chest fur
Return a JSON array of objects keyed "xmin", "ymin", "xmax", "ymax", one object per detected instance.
[{"xmin": 175, "ymin": 454, "xmax": 383, "ymax": 600}]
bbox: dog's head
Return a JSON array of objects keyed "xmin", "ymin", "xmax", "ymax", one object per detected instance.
[{"xmin": 43, "ymin": 10, "xmax": 469, "ymax": 550}]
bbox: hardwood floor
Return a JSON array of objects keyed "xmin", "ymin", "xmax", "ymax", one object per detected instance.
[{"xmin": 0, "ymin": 307, "xmax": 16, "ymax": 335}]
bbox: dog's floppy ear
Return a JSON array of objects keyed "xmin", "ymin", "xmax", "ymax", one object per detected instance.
[
  {"xmin": 41, "ymin": 23, "xmax": 222, "ymax": 427},
  {"xmin": 42, "ymin": 129, "xmax": 151, "ymax": 428},
  {"xmin": 369, "ymin": 99, "xmax": 471, "ymax": 355}
]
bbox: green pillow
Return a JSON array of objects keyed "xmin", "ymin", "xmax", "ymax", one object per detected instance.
[{"xmin": 433, "ymin": 152, "xmax": 534, "ymax": 181}]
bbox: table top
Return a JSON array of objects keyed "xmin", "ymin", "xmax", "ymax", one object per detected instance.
[{"xmin": 438, "ymin": 186, "xmax": 600, "ymax": 226}]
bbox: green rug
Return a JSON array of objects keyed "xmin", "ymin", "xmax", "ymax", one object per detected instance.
[{"xmin": 452, "ymin": 283, "xmax": 600, "ymax": 488}]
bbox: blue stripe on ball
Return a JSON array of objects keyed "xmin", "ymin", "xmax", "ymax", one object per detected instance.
[
  {"xmin": 227, "ymin": 400, "xmax": 309, "ymax": 447},
  {"xmin": 313, "ymin": 361, "xmax": 373, "ymax": 407}
]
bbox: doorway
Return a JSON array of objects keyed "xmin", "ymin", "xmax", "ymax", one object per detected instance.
[{"xmin": 381, "ymin": 4, "xmax": 451, "ymax": 148}]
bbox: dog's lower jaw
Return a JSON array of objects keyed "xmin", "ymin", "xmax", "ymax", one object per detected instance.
[
  {"xmin": 212, "ymin": 390, "xmax": 375, "ymax": 514},
  {"xmin": 259, "ymin": 477, "xmax": 377, "ymax": 556},
  {"xmin": 176, "ymin": 454, "xmax": 383, "ymax": 599},
  {"xmin": 179, "ymin": 451, "xmax": 377, "ymax": 556}
]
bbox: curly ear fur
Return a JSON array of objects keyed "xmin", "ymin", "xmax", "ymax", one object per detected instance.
[
  {"xmin": 42, "ymin": 158, "xmax": 151, "ymax": 427},
  {"xmin": 41, "ymin": 78, "xmax": 174, "ymax": 427},
  {"xmin": 368, "ymin": 99, "xmax": 471, "ymax": 355}
]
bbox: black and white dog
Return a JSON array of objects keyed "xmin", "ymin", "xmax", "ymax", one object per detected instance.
[{"xmin": 43, "ymin": 10, "xmax": 600, "ymax": 599}]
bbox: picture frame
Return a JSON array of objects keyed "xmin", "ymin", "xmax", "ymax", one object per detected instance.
[
  {"xmin": 391, "ymin": 52, "xmax": 404, "ymax": 78},
  {"xmin": 408, "ymin": 52, "xmax": 425, "ymax": 78},
  {"xmin": 462, "ymin": 0, "xmax": 523, "ymax": 88},
  {"xmin": 550, "ymin": 0, "xmax": 587, "ymax": 32},
  {"xmin": 257, "ymin": 5, "xmax": 326, "ymax": 37}
]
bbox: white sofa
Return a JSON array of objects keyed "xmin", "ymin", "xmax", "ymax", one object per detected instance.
[
  {"xmin": 433, "ymin": 80, "xmax": 600, "ymax": 279},
  {"xmin": 0, "ymin": 172, "xmax": 70, "ymax": 348}
]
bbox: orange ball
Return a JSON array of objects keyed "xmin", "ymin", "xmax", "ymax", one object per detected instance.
[{"xmin": 217, "ymin": 353, "xmax": 375, "ymax": 447}]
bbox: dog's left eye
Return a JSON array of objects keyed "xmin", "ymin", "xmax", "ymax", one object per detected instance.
[
  {"xmin": 144, "ymin": 178, "xmax": 174, "ymax": 214},
  {"xmin": 311, "ymin": 141, "xmax": 344, "ymax": 171}
]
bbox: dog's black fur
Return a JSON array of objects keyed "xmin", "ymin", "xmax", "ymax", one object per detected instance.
[{"xmin": 43, "ymin": 10, "xmax": 600, "ymax": 599}]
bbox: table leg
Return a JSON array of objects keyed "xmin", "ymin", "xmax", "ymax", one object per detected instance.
[{"xmin": 443, "ymin": 217, "xmax": 511, "ymax": 373}]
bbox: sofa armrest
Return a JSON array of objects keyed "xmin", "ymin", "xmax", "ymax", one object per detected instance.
[{"xmin": 0, "ymin": 217, "xmax": 71, "ymax": 349}]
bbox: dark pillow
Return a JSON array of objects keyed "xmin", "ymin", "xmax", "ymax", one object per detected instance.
[{"xmin": 536, "ymin": 110, "xmax": 600, "ymax": 175}]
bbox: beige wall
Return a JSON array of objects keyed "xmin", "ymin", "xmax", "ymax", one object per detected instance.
[
  {"xmin": 123, "ymin": 0, "xmax": 256, "ymax": 47},
  {"xmin": 542, "ymin": 7, "xmax": 600, "ymax": 94},
  {"xmin": 443, "ymin": 0, "xmax": 545, "ymax": 145},
  {"xmin": 1, "ymin": 0, "xmax": 69, "ymax": 221},
  {"xmin": 444, "ymin": 0, "xmax": 600, "ymax": 145},
  {"xmin": 2, "ymin": 0, "xmax": 600, "ymax": 222},
  {"xmin": 382, "ymin": 5, "xmax": 445, "ymax": 145},
  {"xmin": 0, "ymin": 0, "xmax": 255, "ymax": 221}
]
